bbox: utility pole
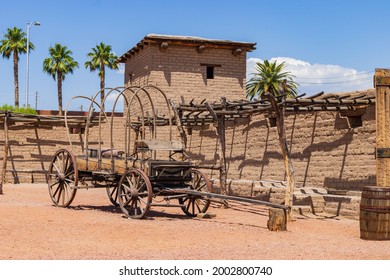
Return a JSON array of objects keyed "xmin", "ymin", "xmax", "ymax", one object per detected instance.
[
  {"xmin": 35, "ymin": 91, "xmax": 38, "ymax": 110},
  {"xmin": 25, "ymin": 21, "xmax": 40, "ymax": 108}
]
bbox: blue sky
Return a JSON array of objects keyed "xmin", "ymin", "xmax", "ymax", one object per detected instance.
[{"xmin": 0, "ymin": 0, "xmax": 388, "ymax": 110}]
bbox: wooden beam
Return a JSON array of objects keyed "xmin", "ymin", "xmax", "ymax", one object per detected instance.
[{"xmin": 375, "ymin": 68, "xmax": 390, "ymax": 187}]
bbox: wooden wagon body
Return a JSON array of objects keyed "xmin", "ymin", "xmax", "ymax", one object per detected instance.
[{"xmin": 47, "ymin": 85, "xmax": 211, "ymax": 219}]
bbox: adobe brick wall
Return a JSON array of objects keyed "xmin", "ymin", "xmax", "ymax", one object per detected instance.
[
  {"xmin": 0, "ymin": 122, "xmax": 74, "ymax": 183},
  {"xmin": 124, "ymin": 44, "xmax": 247, "ymax": 103},
  {"xmin": 186, "ymin": 103, "xmax": 376, "ymax": 192},
  {"xmin": 0, "ymin": 116, "xmax": 126, "ymax": 184},
  {"xmin": 124, "ymin": 45, "xmax": 153, "ymax": 87},
  {"xmin": 0, "ymin": 103, "xmax": 376, "ymax": 191},
  {"xmin": 0, "ymin": 95, "xmax": 376, "ymax": 192}
]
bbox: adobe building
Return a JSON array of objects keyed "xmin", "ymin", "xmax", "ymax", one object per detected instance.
[
  {"xmin": 113, "ymin": 34, "xmax": 377, "ymax": 219},
  {"xmin": 118, "ymin": 34, "xmax": 256, "ymax": 102}
]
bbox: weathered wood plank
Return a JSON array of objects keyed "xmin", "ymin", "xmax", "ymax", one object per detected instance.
[{"xmin": 375, "ymin": 68, "xmax": 390, "ymax": 187}]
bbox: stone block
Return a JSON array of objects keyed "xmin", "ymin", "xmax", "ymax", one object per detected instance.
[
  {"xmin": 293, "ymin": 205, "xmax": 312, "ymax": 215},
  {"xmin": 228, "ymin": 179, "xmax": 253, "ymax": 197},
  {"xmin": 293, "ymin": 193, "xmax": 312, "ymax": 206},
  {"xmin": 252, "ymin": 181, "xmax": 271, "ymax": 201},
  {"xmin": 310, "ymin": 195, "xmax": 325, "ymax": 214}
]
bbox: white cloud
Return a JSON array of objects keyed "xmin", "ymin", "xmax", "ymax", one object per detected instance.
[
  {"xmin": 247, "ymin": 57, "xmax": 373, "ymax": 95},
  {"xmin": 105, "ymin": 92, "xmax": 122, "ymax": 102},
  {"xmin": 103, "ymin": 92, "xmax": 124, "ymax": 111},
  {"xmin": 116, "ymin": 63, "xmax": 125, "ymax": 75}
]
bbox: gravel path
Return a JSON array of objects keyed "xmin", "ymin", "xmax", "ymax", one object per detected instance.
[{"xmin": 0, "ymin": 184, "xmax": 389, "ymax": 260}]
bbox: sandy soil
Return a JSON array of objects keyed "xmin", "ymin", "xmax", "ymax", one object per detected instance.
[{"xmin": 0, "ymin": 183, "xmax": 389, "ymax": 260}]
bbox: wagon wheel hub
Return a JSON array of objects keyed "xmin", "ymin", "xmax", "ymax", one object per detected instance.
[
  {"xmin": 129, "ymin": 188, "xmax": 139, "ymax": 198},
  {"xmin": 57, "ymin": 173, "xmax": 66, "ymax": 182}
]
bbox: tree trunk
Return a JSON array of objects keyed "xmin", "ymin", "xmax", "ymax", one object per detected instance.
[
  {"xmin": 57, "ymin": 71, "xmax": 63, "ymax": 116},
  {"xmin": 266, "ymin": 94, "xmax": 295, "ymax": 221},
  {"xmin": 1, "ymin": 113, "xmax": 9, "ymax": 195},
  {"xmin": 100, "ymin": 64, "xmax": 105, "ymax": 111},
  {"xmin": 13, "ymin": 51, "xmax": 19, "ymax": 108}
]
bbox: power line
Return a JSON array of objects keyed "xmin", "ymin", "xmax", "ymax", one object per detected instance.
[
  {"xmin": 296, "ymin": 77, "xmax": 372, "ymax": 85},
  {"xmin": 295, "ymin": 71, "xmax": 374, "ymax": 80}
]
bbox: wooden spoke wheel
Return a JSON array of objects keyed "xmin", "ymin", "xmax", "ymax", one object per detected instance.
[
  {"xmin": 118, "ymin": 169, "xmax": 152, "ymax": 219},
  {"xmin": 106, "ymin": 184, "xmax": 120, "ymax": 206},
  {"xmin": 179, "ymin": 169, "xmax": 211, "ymax": 217},
  {"xmin": 48, "ymin": 149, "xmax": 78, "ymax": 207}
]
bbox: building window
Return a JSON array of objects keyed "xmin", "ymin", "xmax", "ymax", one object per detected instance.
[
  {"xmin": 206, "ymin": 66, "xmax": 214, "ymax": 79},
  {"xmin": 69, "ymin": 127, "xmax": 85, "ymax": 134},
  {"xmin": 201, "ymin": 63, "xmax": 221, "ymax": 81}
]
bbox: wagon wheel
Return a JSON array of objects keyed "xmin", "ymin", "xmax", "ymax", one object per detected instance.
[
  {"xmin": 47, "ymin": 149, "xmax": 78, "ymax": 207},
  {"xmin": 118, "ymin": 169, "xmax": 152, "ymax": 219},
  {"xmin": 179, "ymin": 169, "xmax": 211, "ymax": 217},
  {"xmin": 106, "ymin": 184, "xmax": 119, "ymax": 206}
]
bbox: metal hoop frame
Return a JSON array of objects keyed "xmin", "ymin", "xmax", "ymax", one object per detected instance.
[{"xmin": 63, "ymin": 85, "xmax": 175, "ymax": 173}]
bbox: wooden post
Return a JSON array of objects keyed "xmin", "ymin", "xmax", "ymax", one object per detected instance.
[
  {"xmin": 217, "ymin": 116, "xmax": 227, "ymax": 195},
  {"xmin": 170, "ymin": 100, "xmax": 188, "ymax": 150},
  {"xmin": 374, "ymin": 68, "xmax": 390, "ymax": 187},
  {"xmin": 1, "ymin": 112, "xmax": 9, "ymax": 194},
  {"xmin": 266, "ymin": 94, "xmax": 295, "ymax": 220},
  {"xmin": 359, "ymin": 69, "xmax": 390, "ymax": 240},
  {"xmin": 267, "ymin": 208, "xmax": 287, "ymax": 231},
  {"xmin": 218, "ymin": 98, "xmax": 227, "ymax": 195},
  {"xmin": 206, "ymin": 99, "xmax": 228, "ymax": 195}
]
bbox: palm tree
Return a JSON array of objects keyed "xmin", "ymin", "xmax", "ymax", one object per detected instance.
[
  {"xmin": 0, "ymin": 27, "xmax": 34, "ymax": 108},
  {"xmin": 246, "ymin": 60, "xmax": 299, "ymax": 220},
  {"xmin": 43, "ymin": 43, "xmax": 78, "ymax": 115},
  {"xmin": 85, "ymin": 42, "xmax": 118, "ymax": 109},
  {"xmin": 246, "ymin": 60, "xmax": 298, "ymax": 100}
]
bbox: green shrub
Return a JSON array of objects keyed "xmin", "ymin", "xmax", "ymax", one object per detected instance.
[{"xmin": 0, "ymin": 104, "xmax": 38, "ymax": 115}]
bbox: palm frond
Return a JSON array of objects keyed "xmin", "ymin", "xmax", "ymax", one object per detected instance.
[
  {"xmin": 246, "ymin": 60, "xmax": 299, "ymax": 100},
  {"xmin": 85, "ymin": 42, "xmax": 118, "ymax": 83},
  {"xmin": 43, "ymin": 43, "xmax": 79, "ymax": 80}
]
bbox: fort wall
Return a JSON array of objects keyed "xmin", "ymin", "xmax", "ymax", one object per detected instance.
[{"xmin": 0, "ymin": 102, "xmax": 376, "ymax": 193}]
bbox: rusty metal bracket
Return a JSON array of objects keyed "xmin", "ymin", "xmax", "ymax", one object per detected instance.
[
  {"xmin": 377, "ymin": 148, "xmax": 390, "ymax": 158},
  {"xmin": 374, "ymin": 76, "xmax": 390, "ymax": 87}
]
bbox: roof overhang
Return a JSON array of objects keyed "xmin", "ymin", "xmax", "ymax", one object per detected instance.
[{"xmin": 118, "ymin": 34, "xmax": 257, "ymax": 63}]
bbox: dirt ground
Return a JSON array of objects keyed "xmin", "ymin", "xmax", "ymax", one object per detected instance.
[{"xmin": 0, "ymin": 183, "xmax": 389, "ymax": 260}]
